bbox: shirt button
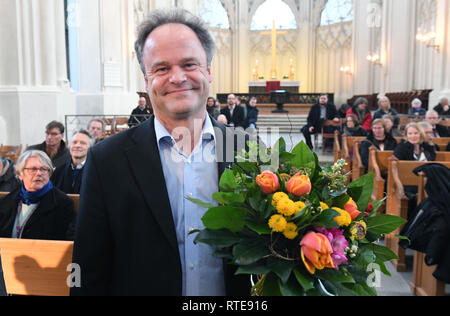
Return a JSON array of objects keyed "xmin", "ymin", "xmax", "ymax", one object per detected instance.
[
  {"xmin": 190, "ymin": 264, "xmax": 195, "ymax": 270},
  {"xmin": 189, "ymin": 227, "xmax": 194, "ymax": 233}
]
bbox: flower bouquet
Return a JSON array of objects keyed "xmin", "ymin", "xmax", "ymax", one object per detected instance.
[{"xmin": 189, "ymin": 139, "xmax": 406, "ymax": 296}]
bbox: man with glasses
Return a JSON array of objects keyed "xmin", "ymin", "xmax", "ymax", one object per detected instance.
[
  {"xmin": 27, "ymin": 121, "xmax": 71, "ymax": 169},
  {"xmin": 425, "ymin": 110, "xmax": 450, "ymax": 138}
]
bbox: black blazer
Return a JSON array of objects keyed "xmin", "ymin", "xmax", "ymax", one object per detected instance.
[
  {"xmin": 0, "ymin": 187, "xmax": 75, "ymax": 240},
  {"xmin": 71, "ymin": 116, "xmax": 252, "ymax": 296},
  {"xmin": 51, "ymin": 160, "xmax": 84, "ymax": 194},
  {"xmin": 360, "ymin": 133, "xmax": 398, "ymax": 171},
  {"xmin": 306, "ymin": 103, "xmax": 339, "ymax": 131},
  {"xmin": 220, "ymin": 105, "xmax": 246, "ymax": 128},
  {"xmin": 394, "ymin": 140, "xmax": 436, "ymax": 162},
  {"xmin": 435, "ymin": 124, "xmax": 450, "ymax": 138}
]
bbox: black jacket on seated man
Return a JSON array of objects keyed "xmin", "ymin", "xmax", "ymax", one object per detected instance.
[
  {"xmin": 433, "ymin": 124, "xmax": 450, "ymax": 138},
  {"xmin": 220, "ymin": 105, "xmax": 246, "ymax": 129},
  {"xmin": 301, "ymin": 103, "xmax": 339, "ymax": 149},
  {"xmin": 128, "ymin": 106, "xmax": 153, "ymax": 127},
  {"xmin": 51, "ymin": 160, "xmax": 85, "ymax": 195}
]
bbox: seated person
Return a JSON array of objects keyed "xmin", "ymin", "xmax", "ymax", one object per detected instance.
[
  {"xmin": 383, "ymin": 114, "xmax": 403, "ymax": 137},
  {"xmin": 360, "ymin": 119, "xmax": 398, "ymax": 172},
  {"xmin": 338, "ymin": 103, "xmax": 351, "ymax": 119},
  {"xmin": 87, "ymin": 119, "xmax": 105, "ymax": 144},
  {"xmin": 408, "ymin": 98, "xmax": 427, "ymax": 116},
  {"xmin": 206, "ymin": 97, "xmax": 220, "ymax": 120},
  {"xmin": 425, "ymin": 110, "xmax": 450, "ymax": 138},
  {"xmin": 27, "ymin": 121, "xmax": 71, "ymax": 169},
  {"xmin": 447, "ymin": 142, "xmax": 450, "ymax": 151},
  {"xmin": 220, "ymin": 94, "xmax": 246, "ymax": 129},
  {"xmin": 0, "ymin": 150, "xmax": 75, "ymax": 240},
  {"xmin": 0, "ymin": 157, "xmax": 21, "ymax": 193},
  {"xmin": 394, "ymin": 123, "xmax": 436, "ymax": 161},
  {"xmin": 433, "ymin": 96, "xmax": 449, "ymax": 117},
  {"xmin": 51, "ymin": 130, "xmax": 93, "ymax": 194},
  {"xmin": 418, "ymin": 121, "xmax": 440, "ymax": 152},
  {"xmin": 301, "ymin": 94, "xmax": 340, "ymax": 150},
  {"xmin": 217, "ymin": 114, "xmax": 228, "ymax": 126},
  {"xmin": 342, "ymin": 114, "xmax": 367, "ymax": 137},
  {"xmin": 373, "ymin": 96, "xmax": 399, "ymax": 128},
  {"xmin": 346, "ymin": 97, "xmax": 372, "ymax": 132},
  {"xmin": 128, "ymin": 97, "xmax": 152, "ymax": 127},
  {"xmin": 246, "ymin": 97, "xmax": 259, "ymax": 129}
]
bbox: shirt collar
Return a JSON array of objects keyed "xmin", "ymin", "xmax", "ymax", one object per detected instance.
[
  {"xmin": 72, "ymin": 160, "xmax": 86, "ymax": 170},
  {"xmin": 154, "ymin": 113, "xmax": 216, "ymax": 150}
]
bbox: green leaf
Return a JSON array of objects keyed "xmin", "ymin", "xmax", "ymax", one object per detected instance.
[
  {"xmin": 212, "ymin": 192, "xmax": 245, "ymax": 205},
  {"xmin": 219, "ymin": 169, "xmax": 239, "ymax": 192},
  {"xmin": 193, "ymin": 229, "xmax": 241, "ymax": 248},
  {"xmin": 290, "ymin": 141, "xmax": 316, "ymax": 176},
  {"xmin": 201, "ymin": 206, "xmax": 247, "ymax": 233},
  {"xmin": 267, "ymin": 258, "xmax": 295, "ymax": 284},
  {"xmin": 365, "ymin": 243, "xmax": 399, "ymax": 262},
  {"xmin": 315, "ymin": 269, "xmax": 355, "ymax": 284},
  {"xmin": 293, "ymin": 268, "xmax": 315, "ymax": 292},
  {"xmin": 186, "ymin": 197, "xmax": 214, "ymax": 209},
  {"xmin": 311, "ymin": 209, "xmax": 340, "ymax": 228},
  {"xmin": 235, "ymin": 162, "xmax": 259, "ymax": 175},
  {"xmin": 366, "ymin": 214, "xmax": 407, "ymax": 235},
  {"xmin": 279, "ymin": 276, "xmax": 305, "ymax": 296},
  {"xmin": 232, "ymin": 240, "xmax": 270, "ymax": 265},
  {"xmin": 261, "ymin": 273, "xmax": 282, "ymax": 296},
  {"xmin": 235, "ymin": 262, "xmax": 271, "ymax": 275},
  {"xmin": 348, "ymin": 173, "xmax": 374, "ymax": 211},
  {"xmin": 245, "ymin": 220, "xmax": 271, "ymax": 235}
]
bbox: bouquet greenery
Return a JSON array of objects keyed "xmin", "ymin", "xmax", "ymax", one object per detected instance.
[{"xmin": 189, "ymin": 139, "xmax": 406, "ymax": 296}]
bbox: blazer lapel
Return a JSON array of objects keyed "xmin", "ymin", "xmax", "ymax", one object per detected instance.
[
  {"xmin": 212, "ymin": 118, "xmax": 233, "ymax": 177},
  {"xmin": 124, "ymin": 117, "xmax": 179, "ymax": 254}
]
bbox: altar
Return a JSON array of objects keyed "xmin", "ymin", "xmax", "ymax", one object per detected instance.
[{"xmin": 248, "ymin": 81, "xmax": 301, "ymax": 94}]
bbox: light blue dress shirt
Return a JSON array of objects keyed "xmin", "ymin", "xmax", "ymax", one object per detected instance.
[{"xmin": 154, "ymin": 115, "xmax": 226, "ymax": 296}]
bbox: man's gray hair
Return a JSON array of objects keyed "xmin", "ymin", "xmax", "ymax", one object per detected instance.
[
  {"xmin": 418, "ymin": 121, "xmax": 433, "ymax": 129},
  {"xmin": 134, "ymin": 8, "xmax": 216, "ymax": 75},
  {"xmin": 15, "ymin": 150, "xmax": 54, "ymax": 177}
]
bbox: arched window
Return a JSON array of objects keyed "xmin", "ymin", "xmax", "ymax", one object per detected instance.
[
  {"xmin": 199, "ymin": 0, "xmax": 230, "ymax": 29},
  {"xmin": 320, "ymin": 0, "xmax": 353, "ymax": 26},
  {"xmin": 250, "ymin": 0, "xmax": 297, "ymax": 31}
]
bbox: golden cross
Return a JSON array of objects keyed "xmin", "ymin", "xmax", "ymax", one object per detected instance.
[{"xmin": 260, "ymin": 20, "xmax": 288, "ymax": 80}]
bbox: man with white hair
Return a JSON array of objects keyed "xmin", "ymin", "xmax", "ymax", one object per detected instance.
[
  {"xmin": 425, "ymin": 110, "xmax": 450, "ymax": 138},
  {"xmin": 433, "ymin": 96, "xmax": 450, "ymax": 117}
]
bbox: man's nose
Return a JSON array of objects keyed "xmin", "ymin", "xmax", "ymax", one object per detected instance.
[{"xmin": 169, "ymin": 66, "xmax": 187, "ymax": 84}]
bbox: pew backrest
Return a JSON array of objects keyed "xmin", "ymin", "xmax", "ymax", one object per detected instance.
[
  {"xmin": 342, "ymin": 135, "xmax": 366, "ymax": 159},
  {"xmin": 67, "ymin": 194, "xmax": 80, "ymax": 213},
  {"xmin": 0, "ymin": 238, "xmax": 74, "ymax": 296}
]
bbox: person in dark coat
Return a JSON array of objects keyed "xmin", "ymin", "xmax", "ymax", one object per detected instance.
[
  {"xmin": 27, "ymin": 121, "xmax": 71, "ymax": 169},
  {"xmin": 51, "ymin": 130, "xmax": 93, "ymax": 194},
  {"xmin": 245, "ymin": 96, "xmax": 259, "ymax": 129},
  {"xmin": 206, "ymin": 97, "xmax": 220, "ymax": 120},
  {"xmin": 425, "ymin": 110, "xmax": 450, "ymax": 138},
  {"xmin": 0, "ymin": 158, "xmax": 20, "ymax": 193},
  {"xmin": 0, "ymin": 150, "xmax": 75, "ymax": 240},
  {"xmin": 71, "ymin": 9, "xmax": 251, "ymax": 296},
  {"xmin": 433, "ymin": 96, "xmax": 449, "ymax": 117},
  {"xmin": 360, "ymin": 119, "xmax": 398, "ymax": 172},
  {"xmin": 394, "ymin": 123, "xmax": 436, "ymax": 162},
  {"xmin": 408, "ymin": 98, "xmax": 427, "ymax": 116},
  {"xmin": 128, "ymin": 97, "xmax": 153, "ymax": 127},
  {"xmin": 301, "ymin": 94, "xmax": 340, "ymax": 150},
  {"xmin": 220, "ymin": 94, "xmax": 246, "ymax": 129},
  {"xmin": 342, "ymin": 114, "xmax": 367, "ymax": 137},
  {"xmin": 373, "ymin": 96, "xmax": 400, "ymax": 128},
  {"xmin": 383, "ymin": 114, "xmax": 403, "ymax": 137}
]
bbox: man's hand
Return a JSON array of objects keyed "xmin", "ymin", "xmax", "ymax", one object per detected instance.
[
  {"xmin": 333, "ymin": 118, "xmax": 341, "ymax": 123},
  {"xmin": 309, "ymin": 126, "xmax": 315, "ymax": 133},
  {"xmin": 444, "ymin": 105, "xmax": 449, "ymax": 112}
]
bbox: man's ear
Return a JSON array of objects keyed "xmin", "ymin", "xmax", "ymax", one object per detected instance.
[{"xmin": 207, "ymin": 66, "xmax": 213, "ymax": 84}]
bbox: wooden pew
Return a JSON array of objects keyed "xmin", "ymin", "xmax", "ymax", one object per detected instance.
[
  {"xmin": 0, "ymin": 145, "xmax": 22, "ymax": 164},
  {"xmin": 368, "ymin": 149, "xmax": 394, "ymax": 212},
  {"xmin": 333, "ymin": 130, "xmax": 341, "ymax": 163},
  {"xmin": 342, "ymin": 135, "xmax": 366, "ymax": 177},
  {"xmin": 0, "ymin": 238, "xmax": 74, "ymax": 296},
  {"xmin": 409, "ymin": 172, "xmax": 446, "ymax": 296},
  {"xmin": 352, "ymin": 141, "xmax": 365, "ymax": 181},
  {"xmin": 433, "ymin": 137, "xmax": 450, "ymax": 151},
  {"xmin": 67, "ymin": 194, "xmax": 80, "ymax": 213},
  {"xmin": 0, "ymin": 192, "xmax": 8, "ymax": 199},
  {"xmin": 386, "ymin": 158, "xmax": 450, "ymax": 272}
]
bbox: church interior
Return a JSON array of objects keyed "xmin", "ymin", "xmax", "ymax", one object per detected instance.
[{"xmin": 1, "ymin": 0, "xmax": 450, "ymax": 296}]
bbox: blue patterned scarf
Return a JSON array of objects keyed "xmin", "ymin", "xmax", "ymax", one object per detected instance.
[{"xmin": 19, "ymin": 181, "xmax": 53, "ymax": 205}]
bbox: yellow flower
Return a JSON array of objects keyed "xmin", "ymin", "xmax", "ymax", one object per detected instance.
[
  {"xmin": 283, "ymin": 223, "xmax": 299, "ymax": 240},
  {"xmin": 320, "ymin": 202, "xmax": 329, "ymax": 211},
  {"xmin": 268, "ymin": 215, "xmax": 287, "ymax": 232},
  {"xmin": 276, "ymin": 198, "xmax": 297, "ymax": 217},
  {"xmin": 294, "ymin": 201, "xmax": 307, "ymax": 215},
  {"xmin": 350, "ymin": 221, "xmax": 367, "ymax": 240},
  {"xmin": 332, "ymin": 207, "xmax": 352, "ymax": 227},
  {"xmin": 272, "ymin": 192, "xmax": 289, "ymax": 207}
]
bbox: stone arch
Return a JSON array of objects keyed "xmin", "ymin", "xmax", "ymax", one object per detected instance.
[{"xmin": 249, "ymin": 0, "xmax": 299, "ymax": 30}]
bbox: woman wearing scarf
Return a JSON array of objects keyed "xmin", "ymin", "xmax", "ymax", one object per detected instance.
[
  {"xmin": 360, "ymin": 119, "xmax": 398, "ymax": 172},
  {"xmin": 346, "ymin": 97, "xmax": 373, "ymax": 132},
  {"xmin": 0, "ymin": 150, "xmax": 75, "ymax": 240}
]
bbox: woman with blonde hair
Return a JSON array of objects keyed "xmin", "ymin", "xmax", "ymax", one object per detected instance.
[{"xmin": 394, "ymin": 122, "xmax": 436, "ymax": 161}]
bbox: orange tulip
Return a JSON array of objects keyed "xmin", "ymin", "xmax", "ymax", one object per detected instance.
[
  {"xmin": 286, "ymin": 173, "xmax": 312, "ymax": 197},
  {"xmin": 344, "ymin": 198, "xmax": 361, "ymax": 221},
  {"xmin": 300, "ymin": 231, "xmax": 335, "ymax": 274},
  {"xmin": 256, "ymin": 171, "xmax": 279, "ymax": 195}
]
